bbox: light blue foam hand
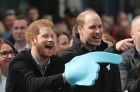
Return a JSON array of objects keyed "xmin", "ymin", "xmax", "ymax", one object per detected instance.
[
  {"xmin": 64, "ymin": 59, "xmax": 100, "ymax": 86},
  {"xmin": 75, "ymin": 51, "xmax": 122, "ymax": 64},
  {"xmin": 64, "ymin": 51, "xmax": 122, "ymax": 86}
]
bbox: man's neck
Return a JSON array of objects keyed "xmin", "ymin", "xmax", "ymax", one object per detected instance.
[
  {"xmin": 80, "ymin": 38, "xmax": 97, "ymax": 50},
  {"xmin": 86, "ymin": 44, "xmax": 97, "ymax": 50},
  {"xmin": 37, "ymin": 56, "xmax": 49, "ymax": 65},
  {"xmin": 15, "ymin": 41, "xmax": 27, "ymax": 51},
  {"xmin": 31, "ymin": 48, "xmax": 49, "ymax": 65},
  {"xmin": 81, "ymin": 42, "xmax": 96, "ymax": 51}
]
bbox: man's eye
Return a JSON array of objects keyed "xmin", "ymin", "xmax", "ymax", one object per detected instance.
[
  {"xmin": 13, "ymin": 27, "xmax": 18, "ymax": 30},
  {"xmin": 42, "ymin": 34, "xmax": 49, "ymax": 38},
  {"xmin": 98, "ymin": 25, "xmax": 103, "ymax": 28},
  {"xmin": 89, "ymin": 26, "xmax": 96, "ymax": 29}
]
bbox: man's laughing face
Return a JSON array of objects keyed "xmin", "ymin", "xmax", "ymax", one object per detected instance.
[{"xmin": 35, "ymin": 26, "xmax": 55, "ymax": 58}]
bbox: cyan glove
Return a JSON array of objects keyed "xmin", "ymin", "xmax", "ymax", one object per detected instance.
[
  {"xmin": 65, "ymin": 59, "xmax": 100, "ymax": 86},
  {"xmin": 64, "ymin": 51, "xmax": 122, "ymax": 86},
  {"xmin": 76, "ymin": 51, "xmax": 122, "ymax": 64}
]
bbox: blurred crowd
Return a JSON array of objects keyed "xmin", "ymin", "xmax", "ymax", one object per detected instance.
[
  {"xmin": 0, "ymin": 5, "xmax": 138, "ymax": 92},
  {"xmin": 0, "ymin": 6, "xmax": 133, "ymax": 45}
]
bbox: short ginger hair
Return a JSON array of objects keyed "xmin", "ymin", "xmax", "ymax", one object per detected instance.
[{"xmin": 25, "ymin": 19, "xmax": 54, "ymax": 45}]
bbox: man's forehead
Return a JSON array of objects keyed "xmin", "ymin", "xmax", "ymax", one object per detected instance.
[
  {"xmin": 84, "ymin": 13, "xmax": 101, "ymax": 21},
  {"xmin": 39, "ymin": 26, "xmax": 54, "ymax": 34},
  {"xmin": 13, "ymin": 19, "xmax": 28, "ymax": 25},
  {"xmin": 84, "ymin": 16, "xmax": 102, "ymax": 26},
  {"xmin": 39, "ymin": 25, "xmax": 52, "ymax": 30}
]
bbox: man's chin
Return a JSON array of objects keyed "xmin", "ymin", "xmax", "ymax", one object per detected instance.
[
  {"xmin": 46, "ymin": 54, "xmax": 53, "ymax": 58},
  {"xmin": 41, "ymin": 54, "xmax": 53, "ymax": 59},
  {"xmin": 90, "ymin": 42, "xmax": 101, "ymax": 46},
  {"xmin": 45, "ymin": 51, "xmax": 53, "ymax": 57},
  {"xmin": 95, "ymin": 43, "xmax": 101, "ymax": 46}
]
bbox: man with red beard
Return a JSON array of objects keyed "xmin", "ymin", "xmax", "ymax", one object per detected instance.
[{"xmin": 6, "ymin": 19, "xmax": 65, "ymax": 92}]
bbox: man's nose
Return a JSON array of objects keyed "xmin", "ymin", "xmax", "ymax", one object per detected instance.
[
  {"xmin": 47, "ymin": 37, "xmax": 54, "ymax": 41},
  {"xmin": 95, "ymin": 28, "xmax": 101, "ymax": 33}
]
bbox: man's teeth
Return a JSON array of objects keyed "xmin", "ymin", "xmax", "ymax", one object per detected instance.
[{"xmin": 45, "ymin": 46, "xmax": 52, "ymax": 49}]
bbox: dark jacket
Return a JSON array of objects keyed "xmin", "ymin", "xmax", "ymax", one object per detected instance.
[
  {"xmin": 6, "ymin": 49, "xmax": 65, "ymax": 92},
  {"xmin": 60, "ymin": 38, "xmax": 121, "ymax": 92},
  {"xmin": 119, "ymin": 48, "xmax": 140, "ymax": 92}
]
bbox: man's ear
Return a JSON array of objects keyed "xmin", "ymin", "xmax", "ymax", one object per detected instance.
[
  {"xmin": 30, "ymin": 36, "xmax": 38, "ymax": 46},
  {"xmin": 77, "ymin": 26, "xmax": 82, "ymax": 34},
  {"xmin": 130, "ymin": 31, "xmax": 134, "ymax": 39}
]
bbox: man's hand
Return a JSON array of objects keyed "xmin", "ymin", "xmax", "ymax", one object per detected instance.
[{"xmin": 115, "ymin": 38, "xmax": 134, "ymax": 51}]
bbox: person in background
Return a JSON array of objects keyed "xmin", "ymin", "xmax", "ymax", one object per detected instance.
[
  {"xmin": 12, "ymin": 15, "xmax": 29, "ymax": 53},
  {"xmin": 42, "ymin": 14, "xmax": 53, "ymax": 21},
  {"xmin": 102, "ymin": 33, "xmax": 116, "ymax": 47},
  {"xmin": 2, "ymin": 10, "xmax": 16, "ymax": 44},
  {"xmin": 53, "ymin": 23, "xmax": 71, "ymax": 56},
  {"xmin": 101, "ymin": 14, "xmax": 114, "ymax": 34},
  {"xmin": 112, "ymin": 11, "xmax": 131, "ymax": 41},
  {"xmin": 0, "ymin": 38, "xmax": 17, "ymax": 92},
  {"xmin": 26, "ymin": 6, "xmax": 39, "ymax": 24},
  {"xmin": 0, "ymin": 22, "xmax": 5, "ymax": 37},
  {"xmin": 119, "ymin": 15, "xmax": 140, "ymax": 92}
]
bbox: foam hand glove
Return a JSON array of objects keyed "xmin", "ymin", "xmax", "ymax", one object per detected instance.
[
  {"xmin": 64, "ymin": 58, "xmax": 100, "ymax": 86},
  {"xmin": 64, "ymin": 51, "xmax": 122, "ymax": 86},
  {"xmin": 76, "ymin": 51, "xmax": 122, "ymax": 64}
]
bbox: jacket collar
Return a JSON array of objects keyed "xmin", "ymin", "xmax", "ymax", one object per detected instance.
[{"xmin": 72, "ymin": 38, "xmax": 108, "ymax": 53}]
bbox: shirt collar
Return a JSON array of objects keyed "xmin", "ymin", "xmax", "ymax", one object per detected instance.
[
  {"xmin": 14, "ymin": 43, "xmax": 30, "ymax": 52},
  {"xmin": 31, "ymin": 52, "xmax": 50, "ymax": 66},
  {"xmin": 31, "ymin": 53, "xmax": 50, "ymax": 76}
]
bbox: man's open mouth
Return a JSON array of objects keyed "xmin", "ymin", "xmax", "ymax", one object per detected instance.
[{"xmin": 45, "ymin": 45, "xmax": 53, "ymax": 50}]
